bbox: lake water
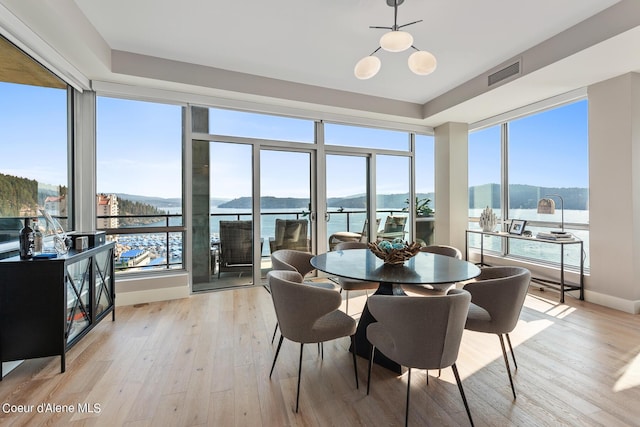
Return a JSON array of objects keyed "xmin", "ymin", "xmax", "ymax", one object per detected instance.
[
  {"xmin": 468, "ymin": 208, "xmax": 589, "ymax": 268},
  {"xmin": 154, "ymin": 206, "xmax": 590, "ymax": 268}
]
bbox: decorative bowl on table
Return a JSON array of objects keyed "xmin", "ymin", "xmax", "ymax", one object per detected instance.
[{"xmin": 367, "ymin": 239, "xmax": 422, "ymax": 266}]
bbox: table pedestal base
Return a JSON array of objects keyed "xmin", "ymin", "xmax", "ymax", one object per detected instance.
[{"xmin": 350, "ymin": 282, "xmax": 405, "ymax": 374}]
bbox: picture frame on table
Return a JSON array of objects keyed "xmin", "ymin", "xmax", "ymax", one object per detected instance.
[{"xmin": 509, "ymin": 219, "xmax": 527, "ymax": 235}]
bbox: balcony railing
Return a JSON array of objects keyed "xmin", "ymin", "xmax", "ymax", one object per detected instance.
[
  {"xmin": 98, "ymin": 214, "xmax": 185, "ymax": 272},
  {"xmin": 95, "ymin": 210, "xmax": 407, "ymax": 273}
]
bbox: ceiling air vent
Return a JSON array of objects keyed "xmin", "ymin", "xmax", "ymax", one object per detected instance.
[{"xmin": 488, "ymin": 61, "xmax": 521, "ymax": 87}]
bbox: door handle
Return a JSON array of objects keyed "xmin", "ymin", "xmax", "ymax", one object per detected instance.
[{"xmin": 325, "ymin": 212, "xmax": 330, "ymax": 222}]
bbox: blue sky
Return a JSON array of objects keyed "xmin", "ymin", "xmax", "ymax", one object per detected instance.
[
  {"xmin": 469, "ymin": 99, "xmax": 588, "ymax": 188},
  {"xmin": 0, "ymin": 84, "xmax": 68, "ymax": 186},
  {"xmin": 1, "ymin": 82, "xmax": 588, "ymax": 201}
]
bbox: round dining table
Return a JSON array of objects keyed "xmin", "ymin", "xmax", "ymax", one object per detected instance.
[{"xmin": 311, "ymin": 248, "xmax": 481, "ymax": 372}]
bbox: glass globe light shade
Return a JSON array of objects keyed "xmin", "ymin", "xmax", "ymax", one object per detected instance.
[
  {"xmin": 354, "ymin": 56, "xmax": 381, "ymax": 80},
  {"xmin": 380, "ymin": 31, "xmax": 413, "ymax": 52},
  {"xmin": 408, "ymin": 50, "xmax": 437, "ymax": 75}
]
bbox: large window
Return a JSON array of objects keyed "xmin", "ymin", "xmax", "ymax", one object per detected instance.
[
  {"xmin": 96, "ymin": 97, "xmax": 183, "ymax": 272},
  {"xmin": 508, "ymin": 100, "xmax": 588, "ymax": 267},
  {"xmin": 325, "ymin": 123, "xmax": 409, "ymax": 150},
  {"xmin": 0, "ymin": 36, "xmax": 70, "ymax": 254},
  {"xmin": 468, "ymin": 99, "xmax": 589, "ymax": 268},
  {"xmin": 468, "ymin": 125, "xmax": 502, "ymax": 251},
  {"xmin": 468, "ymin": 125, "xmax": 501, "ymax": 218},
  {"xmin": 208, "ymin": 108, "xmax": 314, "ymax": 143}
]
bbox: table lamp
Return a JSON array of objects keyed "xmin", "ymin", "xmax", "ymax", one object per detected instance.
[{"xmin": 537, "ymin": 194, "xmax": 564, "ymax": 232}]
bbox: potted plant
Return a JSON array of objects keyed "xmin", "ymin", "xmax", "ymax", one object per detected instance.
[{"xmin": 404, "ymin": 197, "xmax": 434, "ymax": 217}]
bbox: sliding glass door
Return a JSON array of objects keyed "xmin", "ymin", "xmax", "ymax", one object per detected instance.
[
  {"xmin": 326, "ymin": 154, "xmax": 371, "ymax": 250},
  {"xmin": 192, "ymin": 140, "xmax": 256, "ymax": 291},
  {"xmin": 376, "ymin": 154, "xmax": 412, "ymax": 243},
  {"xmin": 261, "ymin": 149, "xmax": 312, "ymax": 274}
]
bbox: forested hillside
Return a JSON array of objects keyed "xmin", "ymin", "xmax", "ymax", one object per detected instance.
[
  {"xmin": 0, "ymin": 173, "xmax": 37, "ymax": 216},
  {"xmin": 116, "ymin": 198, "xmax": 167, "ymax": 226}
]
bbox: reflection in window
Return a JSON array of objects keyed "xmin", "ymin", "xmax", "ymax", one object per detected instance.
[{"xmin": 96, "ymin": 97, "xmax": 183, "ymax": 272}]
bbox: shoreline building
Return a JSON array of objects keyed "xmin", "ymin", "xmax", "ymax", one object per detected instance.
[{"xmin": 97, "ymin": 194, "xmax": 119, "ymax": 229}]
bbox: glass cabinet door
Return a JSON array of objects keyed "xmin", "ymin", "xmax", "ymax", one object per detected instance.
[
  {"xmin": 66, "ymin": 258, "xmax": 91, "ymax": 343},
  {"xmin": 94, "ymin": 247, "xmax": 114, "ymax": 319}
]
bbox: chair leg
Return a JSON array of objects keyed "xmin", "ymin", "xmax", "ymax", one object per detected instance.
[
  {"xmin": 506, "ymin": 333, "xmax": 517, "ymax": 369},
  {"xmin": 271, "ymin": 322, "xmax": 278, "ymax": 344},
  {"xmin": 351, "ymin": 335, "xmax": 359, "ymax": 389},
  {"xmin": 296, "ymin": 343, "xmax": 304, "ymax": 413},
  {"xmin": 367, "ymin": 346, "xmax": 375, "ymax": 395},
  {"xmin": 405, "ymin": 367, "xmax": 412, "ymax": 427},
  {"xmin": 269, "ymin": 335, "xmax": 284, "ymax": 378},
  {"xmin": 498, "ymin": 334, "xmax": 517, "ymax": 399},
  {"xmin": 346, "ymin": 290, "xmax": 350, "ymax": 315},
  {"xmin": 451, "ymin": 363, "xmax": 474, "ymax": 427}
]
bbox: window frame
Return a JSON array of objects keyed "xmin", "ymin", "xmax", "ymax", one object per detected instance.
[{"xmin": 468, "ymin": 96, "xmax": 589, "ymax": 269}]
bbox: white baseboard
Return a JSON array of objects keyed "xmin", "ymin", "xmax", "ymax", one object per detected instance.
[
  {"xmin": 116, "ymin": 285, "xmax": 190, "ymax": 306},
  {"xmin": 583, "ymin": 290, "xmax": 640, "ymax": 314}
]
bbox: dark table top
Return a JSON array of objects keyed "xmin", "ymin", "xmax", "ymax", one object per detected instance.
[{"xmin": 311, "ymin": 248, "xmax": 481, "ymax": 285}]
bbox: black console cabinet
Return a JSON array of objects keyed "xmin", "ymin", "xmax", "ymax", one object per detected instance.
[{"xmin": 0, "ymin": 241, "xmax": 115, "ymax": 379}]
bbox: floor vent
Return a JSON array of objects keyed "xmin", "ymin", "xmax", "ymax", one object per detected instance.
[{"xmin": 488, "ymin": 61, "xmax": 521, "ymax": 86}]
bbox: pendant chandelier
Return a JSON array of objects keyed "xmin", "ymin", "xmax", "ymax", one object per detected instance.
[{"xmin": 354, "ymin": 0, "xmax": 437, "ymax": 80}]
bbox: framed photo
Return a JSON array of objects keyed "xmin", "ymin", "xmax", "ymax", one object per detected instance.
[{"xmin": 509, "ymin": 219, "xmax": 526, "ymax": 235}]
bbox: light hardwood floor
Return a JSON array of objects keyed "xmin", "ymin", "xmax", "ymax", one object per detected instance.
[{"xmin": 1, "ymin": 284, "xmax": 639, "ymax": 426}]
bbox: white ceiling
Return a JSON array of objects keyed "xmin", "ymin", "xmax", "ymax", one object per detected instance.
[{"xmin": 3, "ymin": 0, "xmax": 640, "ymax": 127}]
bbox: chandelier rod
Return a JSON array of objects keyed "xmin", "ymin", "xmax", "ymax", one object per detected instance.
[{"xmin": 369, "ymin": 0, "xmax": 423, "ymax": 32}]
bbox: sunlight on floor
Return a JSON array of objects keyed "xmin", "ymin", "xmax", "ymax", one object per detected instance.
[
  {"xmin": 459, "ymin": 317, "xmax": 554, "ymax": 379},
  {"xmin": 524, "ymin": 292, "xmax": 577, "ymax": 318},
  {"xmin": 614, "ymin": 350, "xmax": 640, "ymax": 392}
]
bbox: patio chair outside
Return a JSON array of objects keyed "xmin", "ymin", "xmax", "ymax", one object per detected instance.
[
  {"xmin": 378, "ymin": 215, "xmax": 408, "ymax": 241},
  {"xmin": 269, "ymin": 219, "xmax": 309, "ymax": 253},
  {"xmin": 328, "ymin": 217, "xmax": 381, "ymax": 251},
  {"xmin": 218, "ymin": 220, "xmax": 254, "ymax": 278}
]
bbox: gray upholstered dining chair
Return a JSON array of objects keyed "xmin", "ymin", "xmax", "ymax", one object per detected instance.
[
  {"xmin": 334, "ymin": 241, "xmax": 379, "ymax": 315},
  {"xmin": 271, "ymin": 249, "xmax": 319, "ymax": 278},
  {"xmin": 267, "ymin": 270, "xmax": 359, "ymax": 413},
  {"xmin": 366, "ymin": 289, "xmax": 474, "ymax": 427},
  {"xmin": 462, "ymin": 266, "xmax": 531, "ymax": 399},
  {"xmin": 402, "ymin": 245, "xmax": 463, "ymax": 296},
  {"xmin": 269, "ymin": 249, "xmax": 337, "ymax": 343}
]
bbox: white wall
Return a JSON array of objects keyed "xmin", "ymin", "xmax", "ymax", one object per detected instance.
[
  {"xmin": 434, "ymin": 122, "xmax": 469, "ymax": 252},
  {"xmin": 587, "ymin": 72, "xmax": 640, "ymax": 313}
]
